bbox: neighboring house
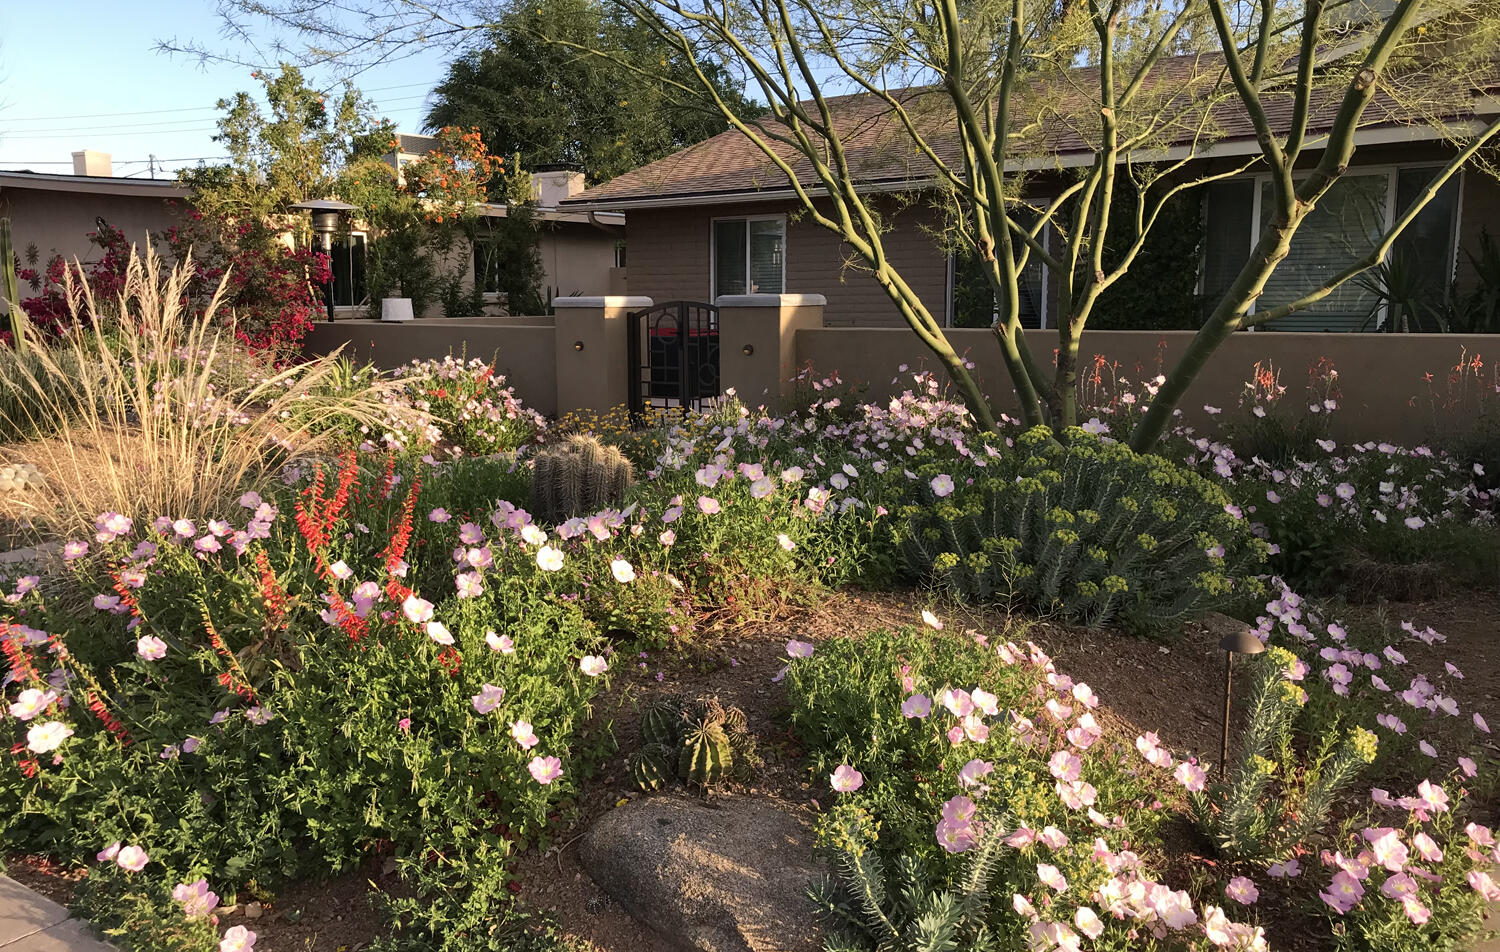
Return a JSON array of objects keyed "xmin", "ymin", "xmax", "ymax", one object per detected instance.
[
  {"xmin": 561, "ymin": 55, "xmax": 1500, "ymax": 332},
  {"xmin": 0, "ymin": 151, "xmax": 185, "ymax": 309},
  {"xmin": 383, "ymin": 134, "xmax": 625, "ymax": 316}
]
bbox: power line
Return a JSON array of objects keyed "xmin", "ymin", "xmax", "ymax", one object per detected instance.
[
  {"xmin": 0, "ymin": 155, "xmax": 231, "ymax": 168},
  {"xmin": 0, "ymin": 94, "xmax": 435, "ymax": 138},
  {"xmin": 0, "ymin": 82, "xmax": 440, "ymax": 123}
]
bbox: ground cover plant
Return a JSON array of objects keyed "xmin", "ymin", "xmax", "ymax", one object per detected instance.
[{"xmin": 0, "ymin": 297, "xmax": 1496, "ymax": 952}]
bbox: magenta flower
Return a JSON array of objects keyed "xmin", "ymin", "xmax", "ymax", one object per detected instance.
[{"xmin": 528, "ymin": 755, "xmax": 563, "ymax": 784}]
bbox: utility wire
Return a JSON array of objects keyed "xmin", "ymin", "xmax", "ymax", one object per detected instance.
[{"xmin": 0, "ymin": 81, "xmax": 440, "ymax": 123}]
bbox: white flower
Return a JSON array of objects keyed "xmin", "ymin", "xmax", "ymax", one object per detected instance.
[
  {"xmin": 1081, "ymin": 418, "xmax": 1109, "ymax": 435},
  {"xmin": 8, "ymin": 688, "xmax": 58, "ymax": 721},
  {"xmin": 402, "ymin": 595, "xmax": 435, "ymax": 624},
  {"xmin": 27, "ymin": 720, "xmax": 74, "ymax": 753},
  {"xmin": 579, "ymin": 655, "xmax": 609, "ymax": 676},
  {"xmin": 426, "ymin": 621, "xmax": 455, "ymax": 645},
  {"xmin": 328, "ymin": 560, "xmax": 354, "ymax": 580},
  {"xmin": 611, "ymin": 559, "xmax": 636, "ymax": 584},
  {"xmin": 536, "ymin": 545, "xmax": 565, "ymax": 571},
  {"xmin": 930, "ymin": 474, "xmax": 955, "ymax": 497},
  {"xmin": 520, "ymin": 524, "xmax": 547, "ymax": 546},
  {"xmin": 921, "ymin": 609, "xmax": 944, "ymax": 630},
  {"xmin": 485, "ymin": 630, "xmax": 516, "ymax": 653}
]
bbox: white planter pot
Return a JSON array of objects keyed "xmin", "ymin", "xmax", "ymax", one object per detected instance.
[{"xmin": 381, "ymin": 298, "xmax": 415, "ymax": 322}]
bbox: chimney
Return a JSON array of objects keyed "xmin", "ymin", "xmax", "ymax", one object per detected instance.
[
  {"xmin": 72, "ymin": 150, "xmax": 112, "ymax": 177},
  {"xmin": 530, "ymin": 169, "xmax": 585, "ymax": 206}
]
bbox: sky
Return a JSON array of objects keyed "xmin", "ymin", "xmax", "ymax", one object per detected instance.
[{"xmin": 0, "ymin": 1, "xmax": 455, "ymax": 178}]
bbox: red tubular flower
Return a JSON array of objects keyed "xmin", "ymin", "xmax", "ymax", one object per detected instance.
[{"xmin": 0, "ymin": 624, "xmax": 41, "ymax": 685}]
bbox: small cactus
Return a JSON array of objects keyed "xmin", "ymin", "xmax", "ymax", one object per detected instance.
[
  {"xmin": 678, "ymin": 722, "xmax": 731, "ymax": 787},
  {"xmin": 628, "ymin": 694, "xmax": 758, "ymax": 792},
  {"xmin": 530, "ymin": 434, "xmax": 632, "ymax": 525},
  {"xmin": 629, "ymin": 744, "xmax": 674, "ymax": 791}
]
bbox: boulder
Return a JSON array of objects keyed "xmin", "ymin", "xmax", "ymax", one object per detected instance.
[{"xmin": 580, "ymin": 795, "xmax": 825, "ymax": 952}]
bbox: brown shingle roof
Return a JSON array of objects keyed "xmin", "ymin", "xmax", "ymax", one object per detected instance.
[{"xmin": 566, "ymin": 53, "xmax": 1483, "ymax": 207}]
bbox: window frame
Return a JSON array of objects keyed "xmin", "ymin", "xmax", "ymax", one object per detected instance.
[
  {"xmin": 1238, "ymin": 162, "xmax": 1462, "ymax": 329},
  {"xmin": 709, "ymin": 214, "xmax": 787, "ymax": 299}
]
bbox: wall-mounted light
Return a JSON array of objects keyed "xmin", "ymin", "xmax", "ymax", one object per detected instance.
[
  {"xmin": 574, "ymin": 340, "xmax": 585, "ymax": 351},
  {"xmin": 741, "ymin": 344, "xmax": 754, "ymax": 356}
]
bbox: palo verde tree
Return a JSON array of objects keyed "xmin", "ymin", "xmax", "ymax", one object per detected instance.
[{"xmin": 169, "ymin": 0, "xmax": 1500, "ymax": 447}]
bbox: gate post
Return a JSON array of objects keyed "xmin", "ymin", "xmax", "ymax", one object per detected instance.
[
  {"xmin": 714, "ymin": 294, "xmax": 826, "ymax": 408},
  {"xmin": 552, "ymin": 296, "xmax": 652, "ymax": 416}
]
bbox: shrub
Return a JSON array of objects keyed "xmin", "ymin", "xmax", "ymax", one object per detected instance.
[
  {"xmin": 0, "ymin": 453, "xmax": 610, "ymax": 951},
  {"xmin": 896, "ymin": 427, "xmax": 1269, "ymax": 631},
  {"xmin": 385, "ymin": 355, "xmax": 545, "ymax": 456}
]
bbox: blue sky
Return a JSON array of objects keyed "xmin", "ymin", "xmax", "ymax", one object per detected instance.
[{"xmin": 0, "ymin": 1, "xmax": 453, "ymax": 177}]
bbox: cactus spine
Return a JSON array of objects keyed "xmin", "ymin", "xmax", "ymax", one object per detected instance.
[{"xmin": 530, "ymin": 434, "xmax": 632, "ymax": 524}]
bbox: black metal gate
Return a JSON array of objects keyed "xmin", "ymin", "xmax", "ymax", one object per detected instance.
[{"xmin": 627, "ymin": 301, "xmax": 720, "ymax": 415}]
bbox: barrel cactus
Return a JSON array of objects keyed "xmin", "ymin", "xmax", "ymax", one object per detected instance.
[
  {"xmin": 529, "ymin": 434, "xmax": 632, "ymax": 525},
  {"xmin": 628, "ymin": 694, "xmax": 757, "ymax": 791},
  {"xmin": 628, "ymin": 744, "xmax": 674, "ymax": 791}
]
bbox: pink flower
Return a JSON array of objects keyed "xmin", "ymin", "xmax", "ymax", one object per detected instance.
[
  {"xmin": 901, "ymin": 694, "xmax": 932, "ymax": 718},
  {"xmin": 697, "ymin": 496, "xmax": 721, "ymax": 515},
  {"xmin": 1469, "ymin": 870, "xmax": 1500, "ymax": 902},
  {"xmin": 1411, "ymin": 831, "xmax": 1444, "ymax": 861},
  {"xmin": 172, "ymin": 878, "xmax": 219, "ymax": 917},
  {"xmin": 935, "ymin": 816, "xmax": 978, "ymax": 853},
  {"xmin": 485, "ymin": 631, "xmax": 516, "ymax": 654},
  {"xmin": 219, "ymin": 925, "xmax": 257, "ymax": 952},
  {"xmin": 1364, "ymin": 827, "xmax": 1408, "ymax": 871},
  {"xmin": 1225, "ymin": 876, "xmax": 1259, "ymax": 904},
  {"xmin": 470, "ymin": 683, "xmax": 505, "ymax": 714},
  {"xmin": 579, "ymin": 655, "xmax": 609, "ymax": 677},
  {"xmin": 528, "ymin": 755, "xmax": 563, "ymax": 784},
  {"xmin": 1049, "ymin": 750, "xmax": 1082, "ymax": 782},
  {"xmin": 429, "ymin": 508, "xmax": 451, "ymax": 522},
  {"xmin": 401, "ymin": 595, "xmax": 434, "ymax": 624},
  {"xmin": 831, "ymin": 764, "xmax": 864, "ymax": 792},
  {"xmin": 941, "ymin": 688, "xmax": 975, "ymax": 717},
  {"xmin": 1039, "ymin": 826, "xmax": 1068, "ymax": 849},
  {"xmin": 930, "ymin": 474, "xmax": 955, "ymax": 497},
  {"xmin": 1173, "ymin": 761, "xmax": 1207, "ymax": 793},
  {"xmin": 97, "ymin": 842, "xmax": 121, "ymax": 863},
  {"xmin": 1074, "ymin": 906, "xmax": 1103, "ymax": 939},
  {"xmin": 1414, "ymin": 778, "xmax": 1450, "ymax": 814},
  {"xmin": 511, "ymin": 720, "xmax": 539, "ymax": 750},
  {"xmin": 116, "ymin": 845, "xmax": 149, "ymax": 872},
  {"xmin": 775, "ymin": 533, "xmax": 795, "ymax": 551},
  {"xmin": 1036, "ymin": 863, "xmax": 1068, "ymax": 893},
  {"xmin": 1319, "ymin": 870, "xmax": 1364, "ymax": 913},
  {"xmin": 398, "ymin": 717, "xmax": 411, "ymax": 732},
  {"xmin": 785, "ymin": 640, "xmax": 814, "ymax": 659},
  {"xmin": 1475, "ymin": 713, "xmax": 1490, "ymax": 733},
  {"xmin": 426, "ymin": 621, "xmax": 454, "ymax": 645},
  {"xmin": 1267, "ymin": 858, "xmax": 1300, "ymax": 879},
  {"xmin": 958, "ymin": 759, "xmax": 994, "ymax": 788},
  {"xmin": 1458, "ymin": 755, "xmax": 1477, "ymax": 777}
]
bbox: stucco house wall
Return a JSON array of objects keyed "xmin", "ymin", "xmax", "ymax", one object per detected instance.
[{"xmin": 623, "ymin": 198, "xmax": 951, "ymax": 326}]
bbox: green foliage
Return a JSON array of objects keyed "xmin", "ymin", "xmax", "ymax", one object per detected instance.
[
  {"xmin": 467, "ymin": 154, "xmax": 547, "ymax": 315},
  {"xmin": 531, "ymin": 434, "xmax": 634, "ymax": 524},
  {"xmin": 628, "ymin": 696, "xmax": 756, "ymax": 790},
  {"xmin": 1189, "ymin": 647, "xmax": 1377, "ymax": 863},
  {"xmin": 1, "ymin": 218, "xmax": 32, "ymax": 357},
  {"xmin": 896, "ymin": 427, "xmax": 1268, "ymax": 631},
  {"xmin": 809, "ymin": 804, "xmax": 1011, "ymax": 952},
  {"xmin": 1088, "ymin": 188, "xmax": 1206, "ymax": 331},
  {"xmin": 72, "ymin": 866, "xmax": 221, "ymax": 952},
  {"xmin": 425, "ymin": 0, "xmax": 761, "ymax": 182}
]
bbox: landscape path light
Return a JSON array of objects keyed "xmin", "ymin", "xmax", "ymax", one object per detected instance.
[{"xmin": 1218, "ymin": 627, "xmax": 1266, "ymax": 781}]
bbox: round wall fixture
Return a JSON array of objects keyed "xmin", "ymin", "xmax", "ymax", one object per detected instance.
[
  {"xmin": 742, "ymin": 344, "xmax": 754, "ymax": 356},
  {"xmin": 574, "ymin": 340, "xmax": 585, "ymax": 351}
]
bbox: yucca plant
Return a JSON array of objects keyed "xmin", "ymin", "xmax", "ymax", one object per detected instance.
[{"xmin": 0, "ymin": 245, "xmax": 412, "ymax": 542}]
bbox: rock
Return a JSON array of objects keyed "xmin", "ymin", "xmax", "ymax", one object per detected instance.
[
  {"xmin": 244, "ymin": 901, "xmax": 263, "ymax": 919},
  {"xmin": 580, "ymin": 794, "xmax": 825, "ymax": 952}
]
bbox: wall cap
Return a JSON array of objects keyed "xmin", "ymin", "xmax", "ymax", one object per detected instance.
[
  {"xmin": 715, "ymin": 293, "xmax": 827, "ymax": 307},
  {"xmin": 551, "ymin": 296, "xmax": 653, "ymax": 308}
]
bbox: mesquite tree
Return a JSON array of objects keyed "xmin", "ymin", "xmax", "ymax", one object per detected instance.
[{"xmin": 171, "ymin": 0, "xmax": 1500, "ymax": 445}]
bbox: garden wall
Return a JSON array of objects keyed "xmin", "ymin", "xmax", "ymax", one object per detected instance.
[
  {"xmin": 303, "ymin": 318, "xmax": 560, "ymax": 418},
  {"xmin": 796, "ymin": 328, "xmax": 1491, "ymax": 445}
]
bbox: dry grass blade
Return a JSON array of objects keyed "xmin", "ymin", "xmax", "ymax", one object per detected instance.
[{"xmin": 0, "ymin": 245, "xmax": 416, "ymax": 544}]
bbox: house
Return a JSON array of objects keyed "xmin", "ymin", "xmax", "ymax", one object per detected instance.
[
  {"xmin": 560, "ymin": 55, "xmax": 1500, "ymax": 333},
  {"xmin": 2, "ymin": 142, "xmax": 625, "ymax": 320},
  {"xmin": 0, "ymin": 151, "xmax": 185, "ymax": 309}
]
